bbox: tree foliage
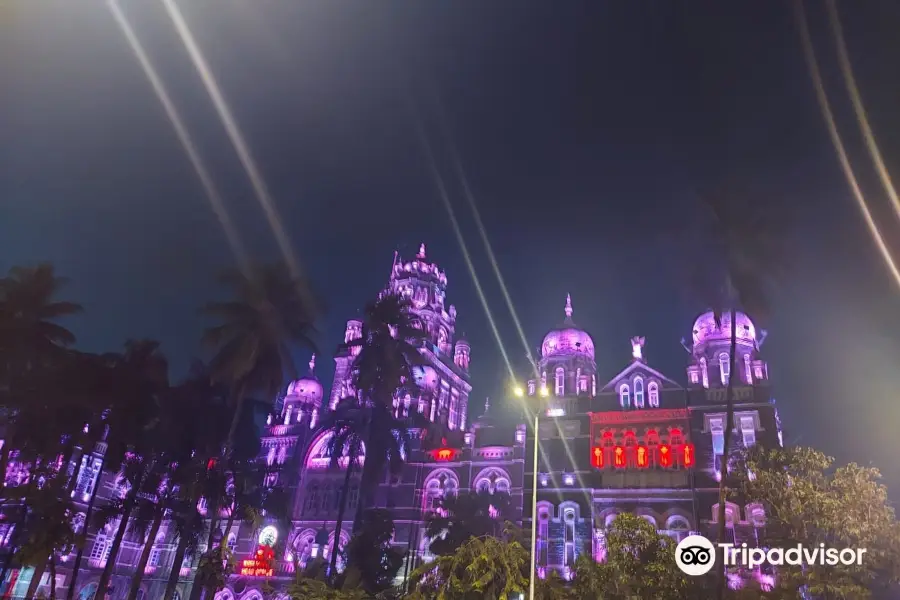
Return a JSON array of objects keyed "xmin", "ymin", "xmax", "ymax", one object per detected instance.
[{"xmin": 735, "ymin": 446, "xmax": 900, "ymax": 598}]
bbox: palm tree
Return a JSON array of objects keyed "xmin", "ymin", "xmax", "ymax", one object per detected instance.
[
  {"xmin": 342, "ymin": 293, "xmax": 427, "ymax": 520},
  {"xmin": 691, "ymin": 194, "xmax": 786, "ymax": 600},
  {"xmin": 201, "ymin": 263, "xmax": 321, "ymax": 451},
  {"xmin": 319, "ymin": 397, "xmax": 366, "ymax": 579}
]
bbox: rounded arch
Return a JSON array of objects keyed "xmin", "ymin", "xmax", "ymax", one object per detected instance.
[
  {"xmin": 214, "ymin": 592, "xmax": 234, "ymax": 600},
  {"xmin": 424, "ymin": 468, "xmax": 459, "ymax": 510},
  {"xmin": 712, "ymin": 502, "xmax": 740, "ymax": 526},
  {"xmin": 633, "ymin": 377, "xmax": 644, "ymax": 408},
  {"xmin": 619, "ymin": 384, "xmax": 630, "ymax": 408},
  {"xmin": 536, "ymin": 501, "xmax": 553, "ymax": 521},
  {"xmin": 746, "ymin": 503, "xmax": 766, "ymax": 527},
  {"xmin": 597, "ymin": 509, "xmax": 619, "ymax": 528},
  {"xmin": 240, "ymin": 591, "xmax": 263, "ymax": 600},
  {"xmin": 472, "ymin": 467, "xmax": 511, "ymax": 494},
  {"xmin": 647, "ymin": 381, "xmax": 660, "ymax": 407},
  {"xmin": 290, "ymin": 528, "xmax": 317, "ymax": 565},
  {"xmin": 665, "ymin": 514, "xmax": 691, "ymax": 531},
  {"xmin": 554, "ymin": 367, "xmax": 565, "ymax": 396},
  {"xmin": 304, "ymin": 430, "xmax": 366, "ymax": 469}
]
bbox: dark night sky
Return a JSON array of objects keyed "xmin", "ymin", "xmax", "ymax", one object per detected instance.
[{"xmin": 4, "ymin": 1, "xmax": 900, "ymax": 493}]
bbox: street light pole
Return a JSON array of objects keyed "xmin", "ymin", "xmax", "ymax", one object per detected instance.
[{"xmin": 528, "ymin": 411, "xmax": 539, "ymax": 600}]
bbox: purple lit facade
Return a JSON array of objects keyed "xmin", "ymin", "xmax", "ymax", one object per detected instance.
[
  {"xmin": 0, "ymin": 246, "xmax": 783, "ymax": 598},
  {"xmin": 524, "ymin": 301, "xmax": 782, "ymax": 589}
]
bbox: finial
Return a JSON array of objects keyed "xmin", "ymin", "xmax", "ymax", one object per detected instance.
[
  {"xmin": 308, "ymin": 354, "xmax": 316, "ymax": 373},
  {"xmin": 484, "ymin": 397, "xmax": 490, "ymax": 413},
  {"xmin": 631, "ymin": 337, "xmax": 645, "ymax": 360},
  {"xmin": 418, "ymin": 243, "xmax": 426, "ymax": 259},
  {"xmin": 389, "ymin": 250, "xmax": 399, "ymax": 280},
  {"xmin": 564, "ymin": 293, "xmax": 573, "ymax": 319}
]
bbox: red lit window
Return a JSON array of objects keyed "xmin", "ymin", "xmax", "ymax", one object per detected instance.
[
  {"xmin": 683, "ymin": 443, "xmax": 695, "ymax": 468},
  {"xmin": 591, "ymin": 446, "xmax": 604, "ymax": 468},
  {"xmin": 614, "ymin": 446, "xmax": 626, "ymax": 468},
  {"xmin": 636, "ymin": 445, "xmax": 649, "ymax": 468},
  {"xmin": 659, "ymin": 444, "xmax": 673, "ymax": 468}
]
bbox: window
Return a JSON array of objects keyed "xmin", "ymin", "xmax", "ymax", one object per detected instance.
[
  {"xmin": 700, "ymin": 358, "xmax": 709, "ymax": 388},
  {"xmin": 619, "ymin": 384, "xmax": 630, "ymax": 408},
  {"xmin": 710, "ymin": 418, "xmax": 725, "ymax": 455},
  {"xmin": 633, "ymin": 378, "xmax": 644, "ymax": 408},
  {"xmin": 719, "ymin": 353, "xmax": 730, "ymax": 385},
  {"xmin": 689, "ymin": 368, "xmax": 699, "ymax": 384},
  {"xmin": 744, "ymin": 354, "xmax": 752, "ymax": 383},
  {"xmin": 740, "ymin": 416, "xmax": 756, "ymax": 447},
  {"xmin": 284, "ymin": 405, "xmax": 293, "ymax": 425},
  {"xmin": 227, "ymin": 533, "xmax": 237, "ymax": 553},
  {"xmin": 527, "ymin": 381, "xmax": 536, "ymax": 395},
  {"xmin": 276, "ymin": 446, "xmax": 287, "ymax": 465},
  {"xmin": 148, "ymin": 542, "xmax": 162, "ymax": 568},
  {"xmin": 266, "ymin": 447, "xmax": 276, "ymax": 466},
  {"xmin": 90, "ymin": 534, "xmax": 109, "ymax": 561},
  {"xmin": 555, "ymin": 368, "xmax": 565, "ymax": 396},
  {"xmin": 648, "ymin": 382, "xmax": 659, "ymax": 407}
]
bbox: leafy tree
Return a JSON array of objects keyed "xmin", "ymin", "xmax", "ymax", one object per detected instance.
[
  {"xmin": 408, "ymin": 534, "xmax": 528, "ymax": 600},
  {"xmin": 735, "ymin": 446, "xmax": 900, "ymax": 598},
  {"xmin": 533, "ymin": 569, "xmax": 571, "ymax": 600},
  {"xmin": 424, "ymin": 491, "xmax": 511, "ymax": 557},
  {"xmin": 342, "ymin": 508, "xmax": 404, "ymax": 595},
  {"xmin": 571, "ymin": 513, "xmax": 696, "ymax": 600}
]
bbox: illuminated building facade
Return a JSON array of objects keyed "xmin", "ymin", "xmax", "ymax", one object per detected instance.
[
  {"xmin": 0, "ymin": 246, "xmax": 782, "ymax": 599},
  {"xmin": 524, "ymin": 301, "xmax": 782, "ymax": 589}
]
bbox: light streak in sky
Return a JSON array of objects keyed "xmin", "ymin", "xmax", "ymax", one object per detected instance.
[
  {"xmin": 161, "ymin": 0, "xmax": 316, "ymax": 308},
  {"xmin": 107, "ymin": 0, "xmax": 250, "ymax": 276},
  {"xmin": 407, "ymin": 96, "xmax": 516, "ymax": 384},
  {"xmin": 826, "ymin": 0, "xmax": 900, "ymax": 225},
  {"xmin": 431, "ymin": 87, "xmax": 540, "ymax": 379},
  {"xmin": 795, "ymin": 0, "xmax": 900, "ymax": 291}
]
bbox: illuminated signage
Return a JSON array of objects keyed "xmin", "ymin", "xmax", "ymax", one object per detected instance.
[
  {"xmin": 636, "ymin": 445, "xmax": 649, "ymax": 468},
  {"xmin": 240, "ymin": 545, "xmax": 274, "ymax": 577},
  {"xmin": 546, "ymin": 408, "xmax": 565, "ymax": 417},
  {"xmin": 683, "ymin": 443, "xmax": 695, "ymax": 467},
  {"xmin": 659, "ymin": 444, "xmax": 672, "ymax": 468},
  {"xmin": 431, "ymin": 448, "xmax": 457, "ymax": 462},
  {"xmin": 591, "ymin": 446, "xmax": 604, "ymax": 468},
  {"xmin": 613, "ymin": 446, "xmax": 626, "ymax": 468}
]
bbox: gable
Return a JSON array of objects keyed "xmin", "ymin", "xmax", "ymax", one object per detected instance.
[{"xmin": 600, "ymin": 361, "xmax": 683, "ymax": 393}]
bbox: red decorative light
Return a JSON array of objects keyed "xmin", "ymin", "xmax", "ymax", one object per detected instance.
[
  {"xmin": 683, "ymin": 443, "xmax": 695, "ymax": 468},
  {"xmin": 636, "ymin": 445, "xmax": 649, "ymax": 468},
  {"xmin": 207, "ymin": 458, "xmax": 217, "ymax": 470},
  {"xmin": 432, "ymin": 448, "xmax": 457, "ymax": 462},
  {"xmin": 659, "ymin": 444, "xmax": 672, "ymax": 468},
  {"xmin": 613, "ymin": 446, "xmax": 626, "ymax": 468},
  {"xmin": 240, "ymin": 545, "xmax": 275, "ymax": 577},
  {"xmin": 591, "ymin": 446, "xmax": 604, "ymax": 468}
]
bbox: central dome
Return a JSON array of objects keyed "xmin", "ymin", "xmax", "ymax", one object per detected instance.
[
  {"xmin": 692, "ymin": 310, "xmax": 756, "ymax": 347},
  {"xmin": 541, "ymin": 294, "xmax": 595, "ymax": 359},
  {"xmin": 286, "ymin": 355, "xmax": 324, "ymax": 402}
]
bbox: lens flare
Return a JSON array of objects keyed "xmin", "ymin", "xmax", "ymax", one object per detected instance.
[
  {"xmin": 107, "ymin": 0, "xmax": 250, "ymax": 276},
  {"xmin": 795, "ymin": 0, "xmax": 900, "ymax": 291}
]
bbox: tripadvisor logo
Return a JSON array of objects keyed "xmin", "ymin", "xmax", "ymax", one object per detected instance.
[{"xmin": 674, "ymin": 535, "xmax": 867, "ymax": 576}]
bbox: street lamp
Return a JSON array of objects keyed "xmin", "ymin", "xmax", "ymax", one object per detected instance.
[
  {"xmin": 513, "ymin": 382, "xmax": 540, "ymax": 600},
  {"xmin": 514, "ymin": 385, "xmax": 524, "ymax": 397}
]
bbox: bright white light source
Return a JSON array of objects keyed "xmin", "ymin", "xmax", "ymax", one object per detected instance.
[
  {"xmin": 546, "ymin": 408, "xmax": 565, "ymax": 417},
  {"xmin": 563, "ymin": 474, "xmax": 575, "ymax": 486}
]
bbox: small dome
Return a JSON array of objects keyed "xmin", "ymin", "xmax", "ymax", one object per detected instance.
[
  {"xmin": 412, "ymin": 365, "xmax": 440, "ymax": 390},
  {"xmin": 692, "ymin": 311, "xmax": 756, "ymax": 347},
  {"xmin": 286, "ymin": 355, "xmax": 323, "ymax": 402},
  {"xmin": 541, "ymin": 294, "xmax": 595, "ymax": 360}
]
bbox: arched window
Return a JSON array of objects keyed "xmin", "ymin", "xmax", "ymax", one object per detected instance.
[
  {"xmin": 284, "ymin": 405, "xmax": 293, "ymax": 425},
  {"xmin": 633, "ymin": 378, "xmax": 644, "ymax": 408},
  {"xmin": 619, "ymin": 384, "xmax": 630, "ymax": 408},
  {"xmin": 555, "ymin": 368, "xmax": 565, "ymax": 396},
  {"xmin": 227, "ymin": 532, "xmax": 237, "ymax": 553},
  {"xmin": 665, "ymin": 515, "xmax": 691, "ymax": 531},
  {"xmin": 719, "ymin": 353, "xmax": 730, "ymax": 385},
  {"xmin": 648, "ymin": 382, "xmax": 659, "ymax": 407},
  {"xmin": 640, "ymin": 514, "xmax": 657, "ymax": 527},
  {"xmin": 527, "ymin": 381, "xmax": 536, "ymax": 395},
  {"xmin": 700, "ymin": 357, "xmax": 709, "ymax": 388},
  {"xmin": 744, "ymin": 354, "xmax": 753, "ymax": 383},
  {"xmin": 266, "ymin": 447, "xmax": 276, "ymax": 466},
  {"xmin": 276, "ymin": 446, "xmax": 287, "ymax": 465}
]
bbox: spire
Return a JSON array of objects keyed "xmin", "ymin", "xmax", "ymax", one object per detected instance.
[
  {"xmin": 484, "ymin": 396, "xmax": 490, "ymax": 414},
  {"xmin": 631, "ymin": 337, "xmax": 645, "ymax": 361},
  {"xmin": 564, "ymin": 293, "xmax": 573, "ymax": 320},
  {"xmin": 308, "ymin": 354, "xmax": 316, "ymax": 373},
  {"xmin": 418, "ymin": 243, "xmax": 427, "ymax": 259},
  {"xmin": 389, "ymin": 250, "xmax": 399, "ymax": 281}
]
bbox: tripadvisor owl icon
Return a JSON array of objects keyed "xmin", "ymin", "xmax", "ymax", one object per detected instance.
[{"xmin": 675, "ymin": 534, "xmax": 716, "ymax": 576}]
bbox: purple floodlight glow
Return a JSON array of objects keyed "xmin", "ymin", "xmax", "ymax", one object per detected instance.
[
  {"xmin": 541, "ymin": 295, "xmax": 595, "ymax": 359},
  {"xmin": 692, "ymin": 311, "xmax": 756, "ymax": 347}
]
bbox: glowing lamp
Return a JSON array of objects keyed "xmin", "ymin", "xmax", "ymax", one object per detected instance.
[
  {"xmin": 540, "ymin": 386, "xmax": 549, "ymax": 397},
  {"xmin": 659, "ymin": 444, "xmax": 672, "ymax": 468},
  {"xmin": 683, "ymin": 443, "xmax": 695, "ymax": 468},
  {"xmin": 431, "ymin": 448, "xmax": 457, "ymax": 462},
  {"xmin": 613, "ymin": 446, "xmax": 626, "ymax": 468},
  {"xmin": 546, "ymin": 408, "xmax": 565, "ymax": 417},
  {"xmin": 591, "ymin": 446, "xmax": 604, "ymax": 468},
  {"xmin": 636, "ymin": 445, "xmax": 649, "ymax": 468},
  {"xmin": 513, "ymin": 386, "xmax": 524, "ymax": 397}
]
